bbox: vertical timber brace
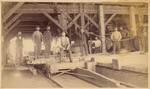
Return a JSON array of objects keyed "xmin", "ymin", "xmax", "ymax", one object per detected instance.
[
  {"xmin": 80, "ymin": 4, "xmax": 85, "ymax": 30},
  {"xmin": 130, "ymin": 6, "xmax": 136, "ymax": 37},
  {"xmin": 99, "ymin": 5, "xmax": 106, "ymax": 53}
]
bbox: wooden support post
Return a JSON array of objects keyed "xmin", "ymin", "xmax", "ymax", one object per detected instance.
[
  {"xmin": 80, "ymin": 4, "xmax": 85, "ymax": 29},
  {"xmin": 98, "ymin": 5, "xmax": 106, "ymax": 53},
  {"xmin": 129, "ymin": 6, "xmax": 137, "ymax": 37},
  {"xmin": 58, "ymin": 13, "xmax": 68, "ymax": 32},
  {"xmin": 3, "ymin": 2, "xmax": 24, "ymax": 23},
  {"xmin": 4, "ymin": 12, "xmax": 23, "ymax": 30}
]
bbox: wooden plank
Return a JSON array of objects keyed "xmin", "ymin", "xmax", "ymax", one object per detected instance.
[
  {"xmin": 129, "ymin": 6, "xmax": 137, "ymax": 36},
  {"xmin": 67, "ymin": 13, "xmax": 81, "ymax": 28},
  {"xmin": 45, "ymin": 62, "xmax": 85, "ymax": 74},
  {"xmin": 7, "ymin": 20, "xmax": 21, "ymax": 33},
  {"xmin": 3, "ymin": 2, "xmax": 24, "ymax": 23},
  {"xmin": 75, "ymin": 68, "xmax": 118, "ymax": 87},
  {"xmin": 98, "ymin": 5, "xmax": 106, "ymax": 53},
  {"xmin": 42, "ymin": 12, "xmax": 62, "ymax": 29},
  {"xmin": 4, "ymin": 12, "xmax": 23, "ymax": 30},
  {"xmin": 75, "ymin": 68, "xmax": 136, "ymax": 88},
  {"xmin": 105, "ymin": 13, "xmax": 116, "ymax": 26},
  {"xmin": 84, "ymin": 13, "xmax": 99, "ymax": 29}
]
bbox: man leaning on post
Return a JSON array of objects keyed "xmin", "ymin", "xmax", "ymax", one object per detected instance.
[{"xmin": 111, "ymin": 27, "xmax": 122, "ymax": 54}]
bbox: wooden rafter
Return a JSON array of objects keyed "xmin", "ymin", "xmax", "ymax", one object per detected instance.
[
  {"xmin": 67, "ymin": 13, "xmax": 81, "ymax": 28},
  {"xmin": 7, "ymin": 20, "xmax": 21, "ymax": 33},
  {"xmin": 4, "ymin": 20, "xmax": 21, "ymax": 37},
  {"xmin": 4, "ymin": 12, "xmax": 23, "ymax": 30},
  {"xmin": 84, "ymin": 13, "xmax": 99, "ymax": 29},
  {"xmin": 105, "ymin": 13, "xmax": 116, "ymax": 26},
  {"xmin": 3, "ymin": 2, "xmax": 24, "ymax": 23},
  {"xmin": 42, "ymin": 12, "xmax": 62, "ymax": 29}
]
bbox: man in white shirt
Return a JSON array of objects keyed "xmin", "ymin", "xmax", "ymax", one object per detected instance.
[
  {"xmin": 111, "ymin": 27, "xmax": 122, "ymax": 54},
  {"xmin": 92, "ymin": 37, "xmax": 101, "ymax": 53}
]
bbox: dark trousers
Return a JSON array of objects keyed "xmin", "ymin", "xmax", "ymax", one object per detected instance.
[
  {"xmin": 80, "ymin": 42, "xmax": 88, "ymax": 56},
  {"xmin": 60, "ymin": 48, "xmax": 72, "ymax": 62},
  {"xmin": 112, "ymin": 41, "xmax": 120, "ymax": 54},
  {"xmin": 45, "ymin": 44, "xmax": 51, "ymax": 58},
  {"xmin": 16, "ymin": 47, "xmax": 23, "ymax": 64},
  {"xmin": 34, "ymin": 43, "xmax": 41, "ymax": 59}
]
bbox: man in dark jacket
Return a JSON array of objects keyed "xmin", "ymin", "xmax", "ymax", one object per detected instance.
[
  {"xmin": 137, "ymin": 23, "xmax": 147, "ymax": 54},
  {"xmin": 76, "ymin": 29, "xmax": 89, "ymax": 56},
  {"xmin": 16, "ymin": 31, "xmax": 23, "ymax": 65},
  {"xmin": 32, "ymin": 26, "xmax": 43, "ymax": 59},
  {"xmin": 43, "ymin": 26, "xmax": 52, "ymax": 58}
]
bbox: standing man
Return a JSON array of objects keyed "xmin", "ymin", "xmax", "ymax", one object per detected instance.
[
  {"xmin": 76, "ymin": 29, "xmax": 89, "ymax": 56},
  {"xmin": 119, "ymin": 26, "xmax": 129, "ymax": 49},
  {"xmin": 16, "ymin": 31, "xmax": 23, "ymax": 65},
  {"xmin": 136, "ymin": 22, "xmax": 147, "ymax": 54},
  {"xmin": 32, "ymin": 26, "xmax": 43, "ymax": 59},
  {"xmin": 43, "ymin": 26, "xmax": 52, "ymax": 58},
  {"xmin": 60, "ymin": 32, "xmax": 72, "ymax": 62},
  {"xmin": 111, "ymin": 27, "xmax": 122, "ymax": 54}
]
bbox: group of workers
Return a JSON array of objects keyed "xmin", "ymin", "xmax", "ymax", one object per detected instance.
[
  {"xmin": 32, "ymin": 26, "xmax": 72, "ymax": 62},
  {"xmin": 15, "ymin": 22, "xmax": 147, "ymax": 64}
]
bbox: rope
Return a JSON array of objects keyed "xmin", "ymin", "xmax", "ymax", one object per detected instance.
[{"xmin": 90, "ymin": 32, "xmax": 135, "ymax": 42}]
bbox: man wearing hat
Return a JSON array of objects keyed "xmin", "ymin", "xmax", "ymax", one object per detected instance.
[
  {"xmin": 32, "ymin": 26, "xmax": 43, "ymax": 59},
  {"xmin": 43, "ymin": 26, "xmax": 52, "ymax": 58},
  {"xmin": 136, "ymin": 22, "xmax": 147, "ymax": 54},
  {"xmin": 76, "ymin": 28, "xmax": 89, "ymax": 56},
  {"xmin": 16, "ymin": 31, "xmax": 23, "ymax": 65}
]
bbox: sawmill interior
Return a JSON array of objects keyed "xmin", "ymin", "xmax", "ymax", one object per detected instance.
[{"xmin": 1, "ymin": 1, "xmax": 149, "ymax": 88}]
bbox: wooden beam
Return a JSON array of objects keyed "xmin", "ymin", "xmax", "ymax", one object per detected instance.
[
  {"xmin": 42, "ymin": 12, "xmax": 62, "ymax": 29},
  {"xmin": 129, "ymin": 6, "xmax": 137, "ymax": 36},
  {"xmin": 3, "ymin": 4, "xmax": 148, "ymax": 15},
  {"xmin": 98, "ymin": 5, "xmax": 106, "ymax": 53},
  {"xmin": 67, "ymin": 13, "xmax": 81, "ymax": 28},
  {"xmin": 3, "ymin": 2, "xmax": 24, "ymax": 23},
  {"xmin": 105, "ymin": 13, "xmax": 116, "ymax": 26},
  {"xmin": 84, "ymin": 13, "xmax": 99, "ymax": 29},
  {"xmin": 63, "ymin": 13, "xmax": 81, "ymax": 29},
  {"xmin": 85, "ymin": 15, "xmax": 96, "ymax": 29},
  {"xmin": 3, "ymin": 12, "xmax": 23, "ymax": 30},
  {"xmin": 7, "ymin": 20, "xmax": 21, "ymax": 34}
]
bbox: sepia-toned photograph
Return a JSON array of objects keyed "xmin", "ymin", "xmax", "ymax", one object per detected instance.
[{"xmin": 1, "ymin": 0, "xmax": 149, "ymax": 88}]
